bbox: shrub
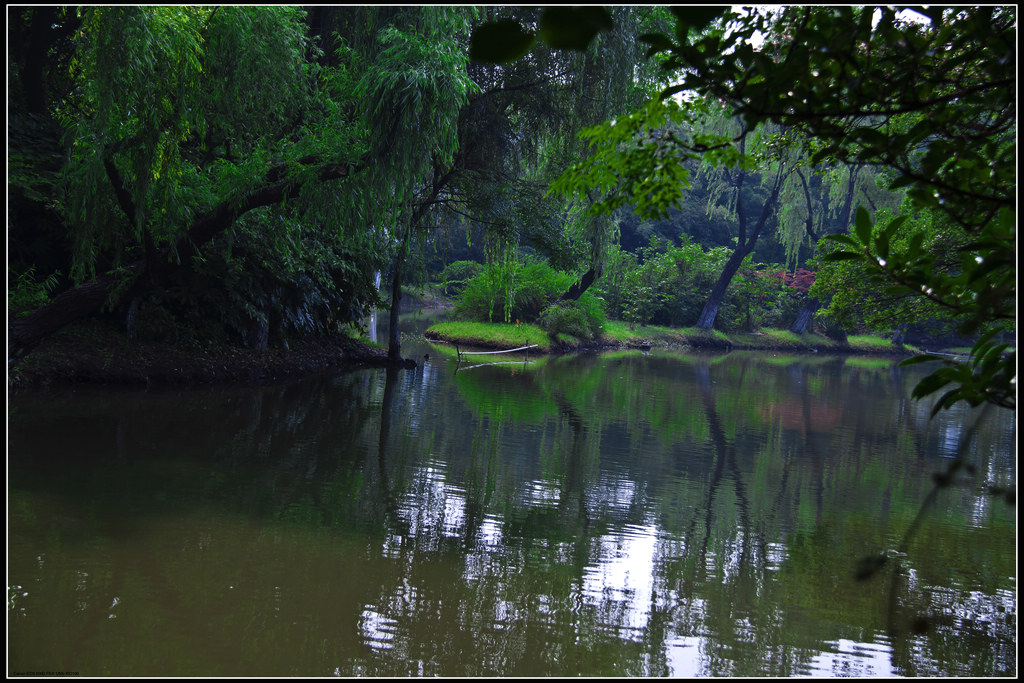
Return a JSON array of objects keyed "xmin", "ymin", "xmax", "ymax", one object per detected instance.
[
  {"xmin": 437, "ymin": 260, "xmax": 483, "ymax": 297},
  {"xmin": 537, "ymin": 293, "xmax": 606, "ymax": 341},
  {"xmin": 717, "ymin": 265, "xmax": 819, "ymax": 333},
  {"xmin": 596, "ymin": 237, "xmax": 730, "ymax": 327},
  {"xmin": 538, "ymin": 301, "xmax": 591, "ymax": 340},
  {"xmin": 8, "ymin": 266, "xmax": 61, "ymax": 317},
  {"xmin": 455, "ymin": 257, "xmax": 571, "ymax": 323}
]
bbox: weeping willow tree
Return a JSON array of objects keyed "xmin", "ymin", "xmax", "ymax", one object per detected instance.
[
  {"xmin": 460, "ymin": 6, "xmax": 673, "ymax": 316},
  {"xmin": 353, "ymin": 7, "xmax": 478, "ymax": 360},
  {"xmin": 692, "ymin": 111, "xmax": 805, "ymax": 330},
  {"xmin": 8, "ymin": 6, "xmax": 376, "ymax": 356},
  {"xmin": 774, "ymin": 156, "xmax": 904, "ymax": 333},
  {"xmin": 9, "ymin": 5, "xmax": 690, "ymax": 358}
]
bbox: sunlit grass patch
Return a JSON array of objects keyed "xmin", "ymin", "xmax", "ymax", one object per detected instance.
[
  {"xmin": 681, "ymin": 326, "xmax": 731, "ymax": 342},
  {"xmin": 746, "ymin": 329, "xmax": 832, "ymax": 349},
  {"xmin": 601, "ymin": 320, "xmax": 644, "ymax": 343},
  {"xmin": 602, "ymin": 321, "xmax": 685, "ymax": 345},
  {"xmin": 945, "ymin": 346, "xmax": 974, "ymax": 355},
  {"xmin": 847, "ymin": 334, "xmax": 900, "ymax": 352},
  {"xmin": 680, "ymin": 326, "xmax": 732, "ymax": 349},
  {"xmin": 426, "ymin": 318, "xmax": 921, "ymax": 358},
  {"xmin": 425, "ymin": 321, "xmax": 551, "ymax": 351},
  {"xmin": 642, "ymin": 324, "xmax": 688, "ymax": 343}
]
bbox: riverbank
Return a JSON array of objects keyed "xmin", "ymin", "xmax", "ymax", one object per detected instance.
[
  {"xmin": 7, "ymin": 318, "xmax": 393, "ymax": 394},
  {"xmin": 5, "ymin": 315, "xmax": 935, "ymax": 395},
  {"xmin": 424, "ymin": 319, "xmax": 925, "ymax": 356}
]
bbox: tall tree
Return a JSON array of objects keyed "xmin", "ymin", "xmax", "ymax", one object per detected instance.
[
  {"xmin": 465, "ymin": 6, "xmax": 674, "ymax": 311},
  {"xmin": 353, "ymin": 7, "xmax": 478, "ymax": 360},
  {"xmin": 691, "ymin": 113, "xmax": 799, "ymax": 330},
  {"xmin": 776, "ymin": 161, "xmax": 904, "ymax": 334}
]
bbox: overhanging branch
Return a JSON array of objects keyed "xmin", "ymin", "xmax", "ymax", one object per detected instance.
[{"xmin": 9, "ymin": 153, "xmax": 369, "ymax": 358}]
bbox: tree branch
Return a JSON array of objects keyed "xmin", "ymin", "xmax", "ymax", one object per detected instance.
[{"xmin": 9, "ymin": 153, "xmax": 370, "ymax": 358}]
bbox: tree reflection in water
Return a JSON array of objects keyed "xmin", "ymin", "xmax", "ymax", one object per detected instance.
[{"xmin": 7, "ymin": 350, "xmax": 1015, "ymax": 676}]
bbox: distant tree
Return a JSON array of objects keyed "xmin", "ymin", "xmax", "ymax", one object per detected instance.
[
  {"xmin": 468, "ymin": 6, "xmax": 675, "ymax": 310},
  {"xmin": 649, "ymin": 6, "xmax": 1016, "ymax": 411}
]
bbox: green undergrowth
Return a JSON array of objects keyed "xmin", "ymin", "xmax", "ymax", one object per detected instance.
[{"xmin": 602, "ymin": 321, "xmax": 687, "ymax": 345}]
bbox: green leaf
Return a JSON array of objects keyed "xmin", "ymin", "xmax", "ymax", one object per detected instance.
[
  {"xmin": 875, "ymin": 214, "xmax": 905, "ymax": 260},
  {"xmin": 670, "ymin": 6, "xmax": 727, "ymax": 37},
  {"xmin": 823, "ymin": 233, "xmax": 860, "ymax": 247},
  {"xmin": 639, "ymin": 32, "xmax": 676, "ymax": 56},
  {"xmin": 853, "ymin": 205, "xmax": 872, "ymax": 245},
  {"xmin": 469, "ymin": 19, "xmax": 536, "ymax": 64},
  {"xmin": 538, "ymin": 7, "xmax": 613, "ymax": 51},
  {"xmin": 912, "ymin": 373, "xmax": 953, "ymax": 400}
]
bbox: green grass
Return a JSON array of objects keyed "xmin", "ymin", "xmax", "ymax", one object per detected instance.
[
  {"xmin": 944, "ymin": 346, "xmax": 974, "ymax": 355},
  {"xmin": 426, "ymin": 319, "xmax": 917, "ymax": 357},
  {"xmin": 846, "ymin": 334, "xmax": 899, "ymax": 352},
  {"xmin": 764, "ymin": 329, "xmax": 822, "ymax": 346},
  {"xmin": 425, "ymin": 321, "xmax": 552, "ymax": 351},
  {"xmin": 600, "ymin": 321, "xmax": 686, "ymax": 345},
  {"xmin": 681, "ymin": 326, "xmax": 732, "ymax": 342}
]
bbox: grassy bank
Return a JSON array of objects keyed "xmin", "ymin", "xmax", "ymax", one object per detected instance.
[
  {"xmin": 425, "ymin": 319, "xmax": 921, "ymax": 356},
  {"xmin": 425, "ymin": 321, "xmax": 554, "ymax": 351}
]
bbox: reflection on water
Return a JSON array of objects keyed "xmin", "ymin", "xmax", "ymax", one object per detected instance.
[{"xmin": 7, "ymin": 346, "xmax": 1016, "ymax": 677}]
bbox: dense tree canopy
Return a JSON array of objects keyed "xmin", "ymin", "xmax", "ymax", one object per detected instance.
[
  {"xmin": 8, "ymin": 6, "xmax": 376, "ymax": 355},
  {"xmin": 7, "ymin": 5, "xmax": 662, "ymax": 359},
  {"xmin": 670, "ymin": 7, "xmax": 1014, "ymax": 411}
]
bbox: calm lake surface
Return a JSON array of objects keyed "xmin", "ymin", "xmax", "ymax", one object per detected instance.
[{"xmin": 8, "ymin": 338, "xmax": 1016, "ymax": 677}]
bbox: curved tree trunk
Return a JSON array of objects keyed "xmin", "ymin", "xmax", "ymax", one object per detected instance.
[
  {"xmin": 8, "ymin": 266, "xmax": 139, "ymax": 358},
  {"xmin": 8, "ymin": 156, "xmax": 364, "ymax": 359},
  {"xmin": 696, "ymin": 163, "xmax": 787, "ymax": 331},
  {"xmin": 696, "ymin": 247, "xmax": 749, "ymax": 330},
  {"xmin": 549, "ymin": 267, "xmax": 598, "ymax": 308}
]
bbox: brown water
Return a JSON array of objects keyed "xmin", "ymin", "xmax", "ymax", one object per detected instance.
[{"xmin": 7, "ymin": 344, "xmax": 1016, "ymax": 676}]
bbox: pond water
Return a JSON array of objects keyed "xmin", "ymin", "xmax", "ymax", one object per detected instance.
[{"xmin": 7, "ymin": 338, "xmax": 1016, "ymax": 677}]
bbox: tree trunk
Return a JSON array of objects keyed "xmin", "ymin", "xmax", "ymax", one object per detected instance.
[
  {"xmin": 549, "ymin": 267, "xmax": 598, "ymax": 308},
  {"xmin": 8, "ymin": 156, "xmax": 365, "ymax": 359},
  {"xmin": 837, "ymin": 165, "xmax": 860, "ymax": 233},
  {"xmin": 696, "ymin": 164, "xmax": 786, "ymax": 330},
  {"xmin": 8, "ymin": 266, "xmax": 140, "ymax": 358},
  {"xmin": 696, "ymin": 247, "xmax": 749, "ymax": 329},
  {"xmin": 387, "ymin": 248, "xmax": 405, "ymax": 362},
  {"xmin": 789, "ymin": 297, "xmax": 821, "ymax": 334}
]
